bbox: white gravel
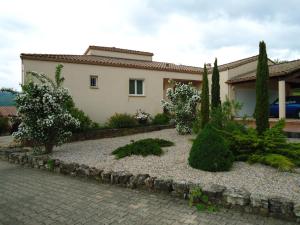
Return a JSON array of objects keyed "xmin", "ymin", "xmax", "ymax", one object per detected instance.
[{"xmin": 52, "ymin": 129, "xmax": 300, "ymax": 202}]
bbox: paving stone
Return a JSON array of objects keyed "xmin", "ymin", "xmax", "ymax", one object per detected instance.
[{"xmin": 0, "ymin": 161, "xmax": 297, "ymax": 225}]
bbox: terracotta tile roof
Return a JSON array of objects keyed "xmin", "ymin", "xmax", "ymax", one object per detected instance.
[
  {"xmin": 21, "ymin": 53, "xmax": 203, "ymax": 74},
  {"xmin": 227, "ymin": 59, "xmax": 300, "ymax": 84},
  {"xmin": 207, "ymin": 55, "xmax": 259, "ymax": 73},
  {"xmin": 84, "ymin": 45, "xmax": 154, "ymax": 56},
  {"xmin": 0, "ymin": 106, "xmax": 17, "ymax": 117}
]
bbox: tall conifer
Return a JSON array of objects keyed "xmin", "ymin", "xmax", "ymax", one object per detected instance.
[
  {"xmin": 201, "ymin": 64, "xmax": 209, "ymax": 128},
  {"xmin": 211, "ymin": 58, "xmax": 221, "ymax": 108},
  {"xmin": 255, "ymin": 41, "xmax": 270, "ymax": 134}
]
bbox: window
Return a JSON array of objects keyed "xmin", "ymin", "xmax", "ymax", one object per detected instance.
[
  {"xmin": 90, "ymin": 75, "xmax": 98, "ymax": 88},
  {"xmin": 129, "ymin": 79, "xmax": 144, "ymax": 95}
]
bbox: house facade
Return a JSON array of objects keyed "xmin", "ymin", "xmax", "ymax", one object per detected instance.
[
  {"xmin": 21, "ymin": 45, "xmax": 300, "ymax": 124},
  {"xmin": 21, "ymin": 46, "xmax": 202, "ymax": 124}
]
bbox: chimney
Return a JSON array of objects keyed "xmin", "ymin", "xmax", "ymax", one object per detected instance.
[{"xmin": 206, "ymin": 63, "xmax": 212, "ymax": 69}]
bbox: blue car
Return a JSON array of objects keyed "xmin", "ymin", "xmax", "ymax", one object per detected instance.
[{"xmin": 269, "ymin": 96, "xmax": 300, "ymax": 119}]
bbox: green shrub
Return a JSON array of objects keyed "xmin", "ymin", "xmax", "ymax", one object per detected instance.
[
  {"xmin": 108, "ymin": 113, "xmax": 138, "ymax": 128},
  {"xmin": 248, "ymin": 154, "xmax": 295, "ymax": 172},
  {"xmin": 0, "ymin": 117, "xmax": 9, "ymax": 134},
  {"xmin": 112, "ymin": 138, "xmax": 174, "ymax": 159},
  {"xmin": 152, "ymin": 113, "xmax": 170, "ymax": 125},
  {"xmin": 69, "ymin": 107, "xmax": 99, "ymax": 132},
  {"xmin": 188, "ymin": 125, "xmax": 234, "ymax": 172},
  {"xmin": 192, "ymin": 110, "xmax": 202, "ymax": 134},
  {"xmin": 189, "ymin": 187, "xmax": 217, "ymax": 212}
]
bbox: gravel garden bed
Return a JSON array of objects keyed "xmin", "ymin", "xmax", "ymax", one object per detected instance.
[{"xmin": 52, "ymin": 128, "xmax": 300, "ymax": 203}]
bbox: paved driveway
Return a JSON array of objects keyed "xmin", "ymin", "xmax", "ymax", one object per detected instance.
[{"xmin": 0, "ymin": 161, "xmax": 296, "ymax": 225}]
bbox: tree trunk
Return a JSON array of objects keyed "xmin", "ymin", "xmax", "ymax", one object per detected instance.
[{"xmin": 44, "ymin": 144, "xmax": 54, "ymax": 154}]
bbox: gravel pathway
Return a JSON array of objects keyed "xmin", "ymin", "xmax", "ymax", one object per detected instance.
[{"xmin": 52, "ymin": 129, "xmax": 300, "ymax": 202}]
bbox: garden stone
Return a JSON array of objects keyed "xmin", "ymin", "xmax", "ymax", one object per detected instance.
[
  {"xmin": 171, "ymin": 181, "xmax": 190, "ymax": 199},
  {"xmin": 60, "ymin": 162, "xmax": 78, "ymax": 175},
  {"xmin": 54, "ymin": 159, "xmax": 61, "ymax": 167},
  {"xmin": 111, "ymin": 171, "xmax": 132, "ymax": 185},
  {"xmin": 250, "ymin": 193, "xmax": 269, "ymax": 215},
  {"xmin": 144, "ymin": 177, "xmax": 156, "ymax": 190},
  {"xmin": 154, "ymin": 179, "xmax": 173, "ymax": 192},
  {"xmin": 294, "ymin": 202, "xmax": 300, "ymax": 221},
  {"xmin": 268, "ymin": 196, "xmax": 294, "ymax": 217},
  {"xmin": 76, "ymin": 164, "xmax": 90, "ymax": 177},
  {"xmin": 202, "ymin": 183, "xmax": 226, "ymax": 203},
  {"xmin": 128, "ymin": 174, "xmax": 149, "ymax": 189},
  {"xmin": 88, "ymin": 167, "xmax": 101, "ymax": 179},
  {"xmin": 101, "ymin": 171, "xmax": 112, "ymax": 183},
  {"xmin": 223, "ymin": 187, "xmax": 250, "ymax": 207}
]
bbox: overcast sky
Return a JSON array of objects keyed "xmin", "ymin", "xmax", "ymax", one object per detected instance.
[{"xmin": 1, "ymin": 0, "xmax": 300, "ymax": 90}]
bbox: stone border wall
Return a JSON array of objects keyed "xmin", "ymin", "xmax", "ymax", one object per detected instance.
[
  {"xmin": 70, "ymin": 124, "xmax": 174, "ymax": 142},
  {"xmin": 1, "ymin": 150, "xmax": 299, "ymax": 222}
]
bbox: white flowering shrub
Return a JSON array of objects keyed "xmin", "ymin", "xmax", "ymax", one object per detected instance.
[
  {"xmin": 161, "ymin": 81, "xmax": 200, "ymax": 134},
  {"xmin": 13, "ymin": 65, "xmax": 80, "ymax": 153},
  {"xmin": 134, "ymin": 109, "xmax": 150, "ymax": 125}
]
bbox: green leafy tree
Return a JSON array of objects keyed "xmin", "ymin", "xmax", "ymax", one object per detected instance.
[
  {"xmin": 211, "ymin": 58, "xmax": 221, "ymax": 109},
  {"xmin": 255, "ymin": 41, "xmax": 270, "ymax": 134},
  {"xmin": 201, "ymin": 64, "xmax": 209, "ymax": 128}
]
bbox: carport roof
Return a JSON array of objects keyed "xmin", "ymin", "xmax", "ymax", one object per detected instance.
[{"xmin": 227, "ymin": 59, "xmax": 300, "ymax": 84}]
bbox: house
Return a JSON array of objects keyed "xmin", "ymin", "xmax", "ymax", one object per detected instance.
[
  {"xmin": 21, "ymin": 46, "xmax": 202, "ymax": 124},
  {"xmin": 21, "ymin": 45, "xmax": 300, "ymax": 124},
  {"xmin": 0, "ymin": 106, "xmax": 17, "ymax": 117}
]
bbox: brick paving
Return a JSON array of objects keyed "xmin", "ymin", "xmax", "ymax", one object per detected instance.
[{"xmin": 0, "ymin": 161, "xmax": 297, "ymax": 225}]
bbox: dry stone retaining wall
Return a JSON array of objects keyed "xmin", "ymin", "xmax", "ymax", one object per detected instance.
[{"xmin": 1, "ymin": 149, "xmax": 299, "ymax": 222}]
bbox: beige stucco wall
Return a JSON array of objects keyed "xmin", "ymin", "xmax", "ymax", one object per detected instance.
[
  {"xmin": 22, "ymin": 59, "xmax": 201, "ymax": 124},
  {"xmin": 228, "ymin": 59, "xmax": 275, "ymax": 79},
  {"xmin": 208, "ymin": 69, "xmax": 229, "ymax": 102},
  {"xmin": 85, "ymin": 49, "xmax": 153, "ymax": 61}
]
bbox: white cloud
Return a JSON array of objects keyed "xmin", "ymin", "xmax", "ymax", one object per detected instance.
[{"xmin": 0, "ymin": 0, "xmax": 300, "ymax": 90}]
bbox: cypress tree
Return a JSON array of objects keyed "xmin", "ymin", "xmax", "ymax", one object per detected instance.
[
  {"xmin": 201, "ymin": 64, "xmax": 209, "ymax": 128},
  {"xmin": 211, "ymin": 58, "xmax": 221, "ymax": 109},
  {"xmin": 255, "ymin": 41, "xmax": 270, "ymax": 134}
]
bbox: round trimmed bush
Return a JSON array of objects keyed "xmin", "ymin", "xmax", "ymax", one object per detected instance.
[{"xmin": 188, "ymin": 124, "xmax": 234, "ymax": 172}]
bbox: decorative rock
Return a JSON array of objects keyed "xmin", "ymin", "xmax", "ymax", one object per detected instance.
[
  {"xmin": 38, "ymin": 160, "xmax": 44, "ymax": 166},
  {"xmin": 250, "ymin": 193, "xmax": 269, "ymax": 215},
  {"xmin": 128, "ymin": 174, "xmax": 149, "ymax": 189},
  {"xmin": 154, "ymin": 179, "xmax": 173, "ymax": 192},
  {"xmin": 88, "ymin": 167, "xmax": 101, "ymax": 179},
  {"xmin": 111, "ymin": 171, "xmax": 132, "ymax": 185},
  {"xmin": 172, "ymin": 181, "xmax": 190, "ymax": 199},
  {"xmin": 60, "ymin": 162, "xmax": 78, "ymax": 175},
  {"xmin": 101, "ymin": 171, "xmax": 112, "ymax": 183},
  {"xmin": 223, "ymin": 187, "xmax": 250, "ymax": 207},
  {"xmin": 202, "ymin": 183, "xmax": 226, "ymax": 203},
  {"xmin": 294, "ymin": 202, "xmax": 300, "ymax": 221},
  {"xmin": 76, "ymin": 164, "xmax": 90, "ymax": 177},
  {"xmin": 144, "ymin": 177, "xmax": 156, "ymax": 190},
  {"xmin": 268, "ymin": 196, "xmax": 294, "ymax": 218}
]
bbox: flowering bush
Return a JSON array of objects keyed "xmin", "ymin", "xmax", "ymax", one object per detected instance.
[
  {"xmin": 134, "ymin": 109, "xmax": 150, "ymax": 125},
  {"xmin": 161, "ymin": 81, "xmax": 200, "ymax": 134},
  {"xmin": 13, "ymin": 65, "xmax": 80, "ymax": 153}
]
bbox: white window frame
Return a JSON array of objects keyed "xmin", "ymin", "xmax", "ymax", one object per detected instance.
[
  {"xmin": 90, "ymin": 75, "xmax": 99, "ymax": 89},
  {"xmin": 129, "ymin": 79, "xmax": 145, "ymax": 96}
]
